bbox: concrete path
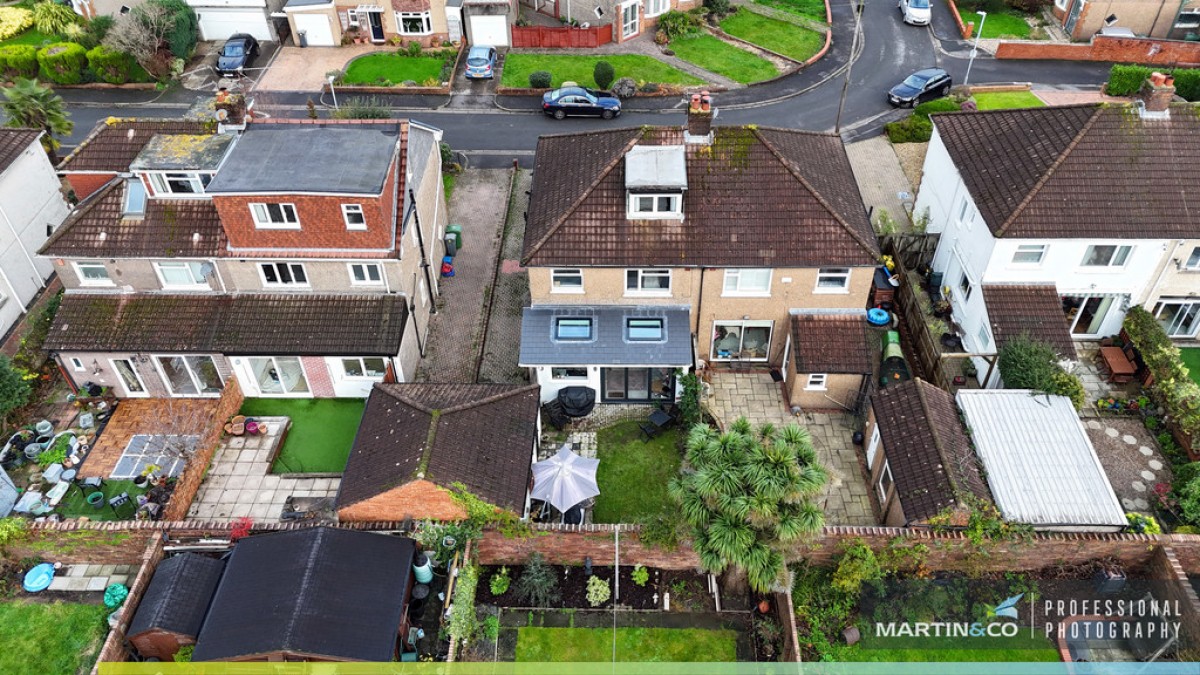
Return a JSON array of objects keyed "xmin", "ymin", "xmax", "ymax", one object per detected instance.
[
  {"xmin": 48, "ymin": 564, "xmax": 136, "ymax": 592},
  {"xmin": 845, "ymin": 136, "xmax": 915, "ymax": 232},
  {"xmin": 477, "ymin": 169, "xmax": 531, "ymax": 384}
]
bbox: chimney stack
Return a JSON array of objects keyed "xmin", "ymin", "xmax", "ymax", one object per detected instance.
[
  {"xmin": 214, "ymin": 88, "xmax": 250, "ymax": 133},
  {"xmin": 685, "ymin": 91, "xmax": 714, "ymax": 144},
  {"xmin": 1137, "ymin": 72, "xmax": 1175, "ymax": 118}
]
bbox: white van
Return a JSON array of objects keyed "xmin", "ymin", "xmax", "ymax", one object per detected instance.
[{"xmin": 899, "ymin": 0, "xmax": 931, "ymax": 25}]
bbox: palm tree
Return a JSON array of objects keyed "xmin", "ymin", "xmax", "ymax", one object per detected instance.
[
  {"xmin": 1, "ymin": 79, "xmax": 74, "ymax": 162},
  {"xmin": 668, "ymin": 417, "xmax": 827, "ymax": 593}
]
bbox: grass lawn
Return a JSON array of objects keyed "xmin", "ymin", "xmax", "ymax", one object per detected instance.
[
  {"xmin": 720, "ymin": 12, "xmax": 825, "ymax": 63},
  {"xmin": 753, "ymin": 0, "xmax": 827, "ymax": 22},
  {"xmin": 850, "ymin": 631, "xmax": 1061, "ymax": 661},
  {"xmin": 500, "ymin": 54, "xmax": 703, "ymax": 88},
  {"xmin": 670, "ymin": 35, "xmax": 778, "ymax": 84},
  {"xmin": 971, "ymin": 90, "xmax": 1045, "ymax": 110},
  {"xmin": 239, "ymin": 398, "xmax": 366, "ymax": 474},
  {"xmin": 0, "ymin": 30, "xmax": 61, "ymax": 48},
  {"xmin": 592, "ymin": 421, "xmax": 681, "ymax": 524},
  {"xmin": 343, "ymin": 54, "xmax": 445, "ymax": 85},
  {"xmin": 55, "ymin": 479, "xmax": 146, "ymax": 521},
  {"xmin": 515, "ymin": 627, "xmax": 737, "ymax": 662},
  {"xmin": 0, "ymin": 601, "xmax": 108, "ymax": 674},
  {"xmin": 443, "ymin": 173, "xmax": 456, "ymax": 201},
  {"xmin": 967, "ymin": 11, "xmax": 1031, "ymax": 39},
  {"xmin": 1181, "ymin": 348, "xmax": 1200, "ymax": 386}
]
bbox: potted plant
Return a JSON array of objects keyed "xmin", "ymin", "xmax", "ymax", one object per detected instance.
[{"xmin": 135, "ymin": 464, "xmax": 161, "ymax": 488}]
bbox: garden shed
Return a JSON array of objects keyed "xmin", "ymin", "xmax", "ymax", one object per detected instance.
[{"xmin": 127, "ymin": 553, "xmax": 226, "ymax": 661}]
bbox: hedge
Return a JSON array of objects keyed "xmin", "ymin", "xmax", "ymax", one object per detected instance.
[
  {"xmin": 0, "ymin": 45, "xmax": 38, "ymax": 80},
  {"xmin": 146, "ymin": 0, "xmax": 198, "ymax": 59},
  {"xmin": 86, "ymin": 44, "xmax": 134, "ymax": 84},
  {"xmin": 1106, "ymin": 63, "xmax": 1200, "ymax": 101},
  {"xmin": 36, "ymin": 41, "xmax": 86, "ymax": 85},
  {"xmin": 885, "ymin": 98, "xmax": 960, "ymax": 144},
  {"xmin": 1123, "ymin": 306, "xmax": 1200, "ymax": 442},
  {"xmin": 0, "ymin": 7, "xmax": 33, "ymax": 42}
]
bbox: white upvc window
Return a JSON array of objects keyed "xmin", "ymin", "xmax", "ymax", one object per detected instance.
[
  {"xmin": 1011, "ymin": 244, "xmax": 1047, "ymax": 264},
  {"xmin": 956, "ymin": 196, "xmax": 973, "ymax": 229},
  {"xmin": 397, "ymin": 10, "xmax": 432, "ymax": 34},
  {"xmin": 75, "ymin": 261, "xmax": 113, "ymax": 286},
  {"xmin": 625, "ymin": 268, "xmax": 671, "ymax": 295},
  {"xmin": 1081, "ymin": 244, "xmax": 1132, "ymax": 267},
  {"xmin": 877, "ymin": 460, "xmax": 894, "ymax": 502},
  {"xmin": 148, "ymin": 172, "xmax": 211, "ymax": 196},
  {"xmin": 154, "ymin": 355, "xmax": 223, "ymax": 397},
  {"xmin": 627, "ymin": 192, "xmax": 682, "ymax": 219},
  {"xmin": 342, "ymin": 203, "xmax": 366, "ymax": 230},
  {"xmin": 551, "ymin": 268, "xmax": 583, "ymax": 293},
  {"xmin": 814, "ymin": 267, "xmax": 850, "ymax": 293},
  {"xmin": 341, "ymin": 357, "xmax": 387, "ymax": 378},
  {"xmin": 155, "ymin": 261, "xmax": 208, "ymax": 289},
  {"xmin": 805, "ymin": 373, "xmax": 828, "ymax": 390},
  {"xmin": 646, "ymin": 0, "xmax": 668, "ymax": 16},
  {"xmin": 124, "ymin": 179, "xmax": 147, "ymax": 215},
  {"xmin": 550, "ymin": 367, "xmax": 588, "ymax": 380},
  {"xmin": 259, "ymin": 262, "xmax": 308, "ymax": 287},
  {"xmin": 722, "ymin": 268, "xmax": 772, "ymax": 296},
  {"xmin": 70, "ymin": 357, "xmax": 85, "ymax": 372},
  {"xmin": 250, "ymin": 202, "xmax": 299, "ymax": 229},
  {"xmin": 958, "ymin": 271, "xmax": 973, "ymax": 301},
  {"xmin": 347, "ymin": 8, "xmax": 359, "ymax": 25},
  {"xmin": 348, "ymin": 262, "xmax": 383, "ymax": 285},
  {"xmin": 1185, "ymin": 246, "xmax": 1200, "ymax": 271}
]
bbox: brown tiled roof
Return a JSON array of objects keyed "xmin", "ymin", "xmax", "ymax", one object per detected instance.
[
  {"xmin": 932, "ymin": 103, "xmax": 1200, "ymax": 238},
  {"xmin": 871, "ymin": 379, "xmax": 990, "ymax": 522},
  {"xmin": 58, "ymin": 119, "xmax": 211, "ymax": 173},
  {"xmin": 336, "ymin": 384, "xmax": 540, "ymax": 513},
  {"xmin": 0, "ymin": 129, "xmax": 41, "ymax": 173},
  {"xmin": 983, "ymin": 284, "xmax": 1077, "ymax": 359},
  {"xmin": 522, "ymin": 126, "xmax": 879, "ymax": 267},
  {"xmin": 45, "ymin": 293, "xmax": 407, "ymax": 355},
  {"xmin": 791, "ymin": 314, "xmax": 872, "ymax": 374},
  {"xmin": 40, "ymin": 179, "xmax": 227, "ymax": 258}
]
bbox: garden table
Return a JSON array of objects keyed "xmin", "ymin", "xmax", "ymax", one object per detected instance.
[{"xmin": 1100, "ymin": 346, "xmax": 1136, "ymax": 384}]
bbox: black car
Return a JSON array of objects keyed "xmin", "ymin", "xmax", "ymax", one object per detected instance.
[
  {"xmin": 542, "ymin": 86, "xmax": 622, "ymax": 120},
  {"xmin": 888, "ymin": 67, "xmax": 952, "ymax": 107},
  {"xmin": 216, "ymin": 34, "xmax": 260, "ymax": 78}
]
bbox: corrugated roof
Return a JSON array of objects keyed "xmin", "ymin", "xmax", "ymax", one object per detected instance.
[
  {"xmin": 128, "ymin": 553, "xmax": 225, "ymax": 640},
  {"xmin": 518, "ymin": 305, "xmax": 693, "ymax": 367},
  {"xmin": 956, "ymin": 389, "xmax": 1126, "ymax": 529}
]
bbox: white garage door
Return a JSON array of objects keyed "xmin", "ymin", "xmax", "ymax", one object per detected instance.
[
  {"xmin": 468, "ymin": 15, "xmax": 508, "ymax": 46},
  {"xmin": 196, "ymin": 8, "xmax": 272, "ymax": 41},
  {"xmin": 293, "ymin": 13, "xmax": 336, "ymax": 46}
]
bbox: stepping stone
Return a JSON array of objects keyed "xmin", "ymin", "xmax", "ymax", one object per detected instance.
[
  {"xmin": 1134, "ymin": 499, "xmax": 1150, "ymax": 510},
  {"xmin": 1149, "ymin": 459, "xmax": 1164, "ymax": 471},
  {"xmin": 1105, "ymin": 428, "xmax": 1119, "ymax": 437},
  {"xmin": 1140, "ymin": 446, "xmax": 1154, "ymax": 456},
  {"xmin": 1132, "ymin": 481, "xmax": 1147, "ymax": 492},
  {"xmin": 1122, "ymin": 498, "xmax": 1136, "ymax": 509},
  {"xmin": 1122, "ymin": 435, "xmax": 1138, "ymax": 445},
  {"xmin": 1086, "ymin": 420, "xmax": 1103, "ymax": 430},
  {"xmin": 1141, "ymin": 470, "xmax": 1156, "ymax": 482}
]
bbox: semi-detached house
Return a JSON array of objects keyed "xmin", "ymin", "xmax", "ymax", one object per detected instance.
[{"xmin": 44, "ymin": 108, "xmax": 447, "ymax": 399}]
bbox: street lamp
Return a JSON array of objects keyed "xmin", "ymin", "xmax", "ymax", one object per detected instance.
[
  {"xmin": 963, "ymin": 11, "xmax": 987, "ymax": 87},
  {"xmin": 327, "ymin": 75, "xmax": 339, "ymax": 110}
]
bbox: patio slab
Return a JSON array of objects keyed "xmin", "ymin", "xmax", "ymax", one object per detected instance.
[
  {"xmin": 254, "ymin": 44, "xmax": 384, "ymax": 92},
  {"xmin": 81, "ymin": 398, "xmax": 220, "ymax": 479}
]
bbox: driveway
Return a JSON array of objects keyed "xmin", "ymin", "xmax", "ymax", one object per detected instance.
[{"xmin": 255, "ymin": 45, "xmax": 384, "ymax": 92}]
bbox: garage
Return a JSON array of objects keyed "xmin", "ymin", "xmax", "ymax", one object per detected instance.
[
  {"xmin": 468, "ymin": 14, "xmax": 508, "ymax": 46},
  {"xmin": 189, "ymin": 0, "xmax": 274, "ymax": 41},
  {"xmin": 292, "ymin": 12, "xmax": 336, "ymax": 46}
]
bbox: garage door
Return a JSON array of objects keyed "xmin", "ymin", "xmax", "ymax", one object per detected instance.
[
  {"xmin": 196, "ymin": 8, "xmax": 272, "ymax": 42},
  {"xmin": 293, "ymin": 13, "xmax": 336, "ymax": 46},
  {"xmin": 468, "ymin": 15, "xmax": 508, "ymax": 46}
]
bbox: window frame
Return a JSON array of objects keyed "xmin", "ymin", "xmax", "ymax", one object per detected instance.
[
  {"xmin": 124, "ymin": 178, "xmax": 147, "ymax": 216},
  {"xmin": 1081, "ymin": 244, "xmax": 1133, "ymax": 268},
  {"xmin": 1185, "ymin": 246, "xmax": 1200, "ymax": 271},
  {"xmin": 347, "ymin": 8, "xmax": 359, "ymax": 25},
  {"xmin": 74, "ymin": 261, "xmax": 113, "ymax": 287},
  {"xmin": 976, "ymin": 324, "xmax": 991, "ymax": 350},
  {"xmin": 814, "ymin": 267, "xmax": 851, "ymax": 293},
  {"xmin": 348, "ymin": 262, "xmax": 384, "ymax": 286},
  {"xmin": 550, "ymin": 367, "xmax": 589, "ymax": 381},
  {"xmin": 646, "ymin": 0, "xmax": 668, "ymax": 16},
  {"xmin": 340, "ymin": 356, "xmax": 388, "ymax": 379},
  {"xmin": 147, "ymin": 171, "xmax": 211, "ymax": 196},
  {"xmin": 1011, "ymin": 244, "xmax": 1047, "ymax": 265},
  {"xmin": 554, "ymin": 317, "xmax": 593, "ymax": 342},
  {"xmin": 626, "ymin": 192, "xmax": 682, "ymax": 219},
  {"xmin": 877, "ymin": 460, "xmax": 894, "ymax": 502},
  {"xmin": 70, "ymin": 357, "xmax": 85, "ymax": 372},
  {"xmin": 958, "ymin": 271, "xmax": 973, "ymax": 301},
  {"xmin": 626, "ymin": 317, "xmax": 665, "ymax": 342},
  {"xmin": 153, "ymin": 354, "xmax": 223, "ymax": 397},
  {"xmin": 722, "ymin": 268, "xmax": 772, "ymax": 297},
  {"xmin": 397, "ymin": 10, "xmax": 432, "ymax": 35},
  {"xmin": 259, "ymin": 262, "xmax": 309, "ymax": 287},
  {"xmin": 624, "ymin": 268, "xmax": 672, "ymax": 296},
  {"xmin": 342, "ymin": 203, "xmax": 366, "ymax": 230},
  {"xmin": 956, "ymin": 197, "xmax": 973, "ymax": 230},
  {"xmin": 110, "ymin": 357, "xmax": 148, "ymax": 397},
  {"xmin": 805, "ymin": 373, "xmax": 828, "ymax": 391},
  {"xmin": 154, "ymin": 261, "xmax": 208, "ymax": 289},
  {"xmin": 711, "ymin": 319, "xmax": 773, "ymax": 362},
  {"xmin": 550, "ymin": 268, "xmax": 584, "ymax": 293},
  {"xmin": 249, "ymin": 202, "xmax": 300, "ymax": 229}
]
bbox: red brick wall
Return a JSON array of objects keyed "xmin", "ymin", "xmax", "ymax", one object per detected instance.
[
  {"xmin": 1150, "ymin": 546, "xmax": 1200, "ymax": 660},
  {"xmin": 337, "ymin": 480, "xmax": 468, "ymax": 522},
  {"xmin": 91, "ymin": 535, "xmax": 165, "ymax": 672},
  {"xmin": 161, "ymin": 376, "xmax": 245, "ymax": 521},
  {"xmin": 214, "ymin": 191, "xmax": 394, "ymax": 251},
  {"xmin": 478, "ymin": 525, "xmax": 702, "ymax": 569},
  {"xmin": 65, "ymin": 173, "xmax": 116, "ymax": 201},
  {"xmin": 947, "ymin": 0, "xmax": 972, "ymax": 39},
  {"xmin": 7, "ymin": 526, "xmax": 153, "ymax": 565},
  {"xmin": 301, "ymin": 356, "xmax": 335, "ymax": 397},
  {"xmin": 996, "ymin": 35, "xmax": 1200, "ymax": 66}
]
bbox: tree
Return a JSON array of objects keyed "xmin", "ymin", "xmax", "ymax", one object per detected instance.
[
  {"xmin": 593, "ymin": 60, "xmax": 614, "ymax": 90},
  {"xmin": 1, "ymin": 78, "xmax": 73, "ymax": 161},
  {"xmin": 668, "ymin": 418, "xmax": 827, "ymax": 592},
  {"xmin": 103, "ymin": 2, "xmax": 174, "ymax": 77},
  {"xmin": 0, "ymin": 356, "xmax": 31, "ymax": 432},
  {"xmin": 996, "ymin": 333, "xmax": 1085, "ymax": 409}
]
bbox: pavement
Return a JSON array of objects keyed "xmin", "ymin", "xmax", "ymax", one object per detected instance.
[
  {"xmin": 48, "ymin": 564, "xmax": 136, "ymax": 593},
  {"xmin": 256, "ymin": 45, "xmax": 384, "ymax": 92}
]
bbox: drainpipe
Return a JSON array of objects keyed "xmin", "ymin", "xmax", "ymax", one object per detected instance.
[
  {"xmin": 694, "ymin": 267, "xmax": 705, "ymax": 364},
  {"xmin": 1143, "ymin": 239, "xmax": 1183, "ymax": 308},
  {"xmin": 407, "ymin": 281, "xmax": 424, "ymax": 357},
  {"xmin": 406, "ymin": 187, "xmax": 437, "ymax": 315}
]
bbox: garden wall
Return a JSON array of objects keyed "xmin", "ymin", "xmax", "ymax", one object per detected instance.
[
  {"xmin": 512, "ymin": 24, "xmax": 612, "ymax": 48},
  {"xmin": 6, "ymin": 525, "xmax": 153, "ymax": 565},
  {"xmin": 91, "ymin": 535, "xmax": 165, "ymax": 672},
  {"xmin": 1149, "ymin": 545, "xmax": 1200, "ymax": 661},
  {"xmin": 160, "ymin": 376, "xmax": 244, "ymax": 521},
  {"xmin": 995, "ymin": 35, "xmax": 1200, "ymax": 66}
]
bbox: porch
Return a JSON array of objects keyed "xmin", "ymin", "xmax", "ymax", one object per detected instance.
[{"xmin": 79, "ymin": 398, "xmax": 221, "ymax": 479}]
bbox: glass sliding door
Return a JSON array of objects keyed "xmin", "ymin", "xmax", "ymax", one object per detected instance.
[
  {"xmin": 711, "ymin": 320, "xmax": 773, "ymax": 361},
  {"xmin": 155, "ymin": 355, "xmax": 223, "ymax": 396},
  {"xmin": 601, "ymin": 368, "xmax": 674, "ymax": 402},
  {"xmin": 1063, "ymin": 295, "xmax": 1116, "ymax": 337},
  {"xmin": 248, "ymin": 356, "xmax": 310, "ymax": 396},
  {"xmin": 1156, "ymin": 300, "xmax": 1200, "ymax": 338}
]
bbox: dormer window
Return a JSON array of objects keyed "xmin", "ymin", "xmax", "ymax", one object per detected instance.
[
  {"xmin": 628, "ymin": 193, "xmax": 682, "ymax": 219},
  {"xmin": 625, "ymin": 144, "xmax": 686, "ymax": 220},
  {"xmin": 148, "ymin": 172, "xmax": 213, "ymax": 195}
]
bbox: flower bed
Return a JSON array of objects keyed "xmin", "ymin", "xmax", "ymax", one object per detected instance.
[
  {"xmin": 479, "ymin": 564, "xmax": 661, "ymax": 610},
  {"xmin": 1122, "ymin": 307, "xmax": 1200, "ymax": 456}
]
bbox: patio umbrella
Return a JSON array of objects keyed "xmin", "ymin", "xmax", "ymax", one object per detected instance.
[{"xmin": 531, "ymin": 444, "xmax": 600, "ymax": 513}]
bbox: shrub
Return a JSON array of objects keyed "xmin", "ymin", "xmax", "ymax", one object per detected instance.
[
  {"xmin": 1124, "ymin": 306, "xmax": 1200, "ymax": 441},
  {"xmin": 704, "ymin": 0, "xmax": 733, "ymax": 17},
  {"xmin": 0, "ymin": 7, "xmax": 33, "ymax": 42},
  {"xmin": 885, "ymin": 114, "xmax": 932, "ymax": 143},
  {"xmin": 586, "ymin": 575, "xmax": 611, "ymax": 606},
  {"xmin": 481, "ymin": 614, "xmax": 500, "ymax": 641},
  {"xmin": 528, "ymin": 70, "xmax": 551, "ymax": 88},
  {"xmin": 831, "ymin": 541, "xmax": 882, "ymax": 596},
  {"xmin": 657, "ymin": 10, "xmax": 702, "ymax": 39},
  {"xmin": 331, "ymin": 96, "xmax": 392, "ymax": 119},
  {"xmin": 631, "ymin": 564, "xmax": 650, "ymax": 587},
  {"xmin": 1125, "ymin": 512, "xmax": 1161, "ymax": 535},
  {"xmin": 32, "ymin": 1, "xmax": 78, "ymax": 35},
  {"xmin": 1106, "ymin": 64, "xmax": 1153, "ymax": 96},
  {"xmin": 0, "ymin": 517, "xmax": 28, "ymax": 550},
  {"xmin": 593, "ymin": 60, "xmax": 614, "ymax": 90},
  {"xmin": 37, "ymin": 41, "xmax": 87, "ymax": 84},
  {"xmin": 147, "ymin": 0, "xmax": 198, "ymax": 59},
  {"xmin": 407, "ymin": 40, "xmax": 423, "ymax": 57},
  {"xmin": 1006, "ymin": 0, "xmax": 1050, "ymax": 11},
  {"xmin": 448, "ymin": 563, "xmax": 479, "ymax": 647},
  {"xmin": 997, "ymin": 334, "xmax": 1084, "ymax": 408},
  {"xmin": 678, "ymin": 372, "xmax": 702, "ymax": 428},
  {"xmin": 514, "ymin": 552, "xmax": 560, "ymax": 607},
  {"xmin": 81, "ymin": 15, "xmax": 114, "ymax": 49},
  {"xmin": 0, "ymin": 45, "xmax": 38, "ymax": 79},
  {"xmin": 489, "ymin": 565, "xmax": 511, "ymax": 595},
  {"xmin": 86, "ymin": 45, "xmax": 134, "ymax": 84},
  {"xmin": 1172, "ymin": 68, "xmax": 1200, "ymax": 102}
]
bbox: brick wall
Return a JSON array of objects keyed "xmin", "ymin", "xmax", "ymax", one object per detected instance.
[
  {"xmin": 91, "ymin": 535, "xmax": 165, "ymax": 673},
  {"xmin": 337, "ymin": 480, "xmax": 468, "ymax": 522},
  {"xmin": 1149, "ymin": 546, "xmax": 1200, "ymax": 661},
  {"xmin": 64, "ymin": 173, "xmax": 116, "ymax": 201},
  {"xmin": 478, "ymin": 525, "xmax": 702, "ymax": 569},
  {"xmin": 6, "ymin": 526, "xmax": 153, "ymax": 565},
  {"xmin": 996, "ymin": 35, "xmax": 1200, "ymax": 66},
  {"xmin": 161, "ymin": 376, "xmax": 244, "ymax": 521},
  {"xmin": 1167, "ymin": 534, "xmax": 1200, "ymax": 571},
  {"xmin": 946, "ymin": 0, "xmax": 972, "ymax": 39},
  {"xmin": 301, "ymin": 356, "xmax": 335, "ymax": 397}
]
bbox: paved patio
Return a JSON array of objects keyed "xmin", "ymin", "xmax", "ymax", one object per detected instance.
[
  {"xmin": 187, "ymin": 417, "xmax": 340, "ymax": 522},
  {"xmin": 1074, "ymin": 342, "xmax": 1141, "ymax": 410},
  {"xmin": 707, "ymin": 372, "xmax": 874, "ymax": 525},
  {"xmin": 81, "ymin": 398, "xmax": 220, "ymax": 479},
  {"xmin": 254, "ymin": 45, "xmax": 383, "ymax": 92},
  {"xmin": 48, "ymin": 564, "xmax": 136, "ymax": 593}
]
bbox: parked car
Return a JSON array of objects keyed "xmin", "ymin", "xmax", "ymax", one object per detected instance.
[
  {"xmin": 465, "ymin": 45, "xmax": 498, "ymax": 80},
  {"xmin": 888, "ymin": 67, "xmax": 951, "ymax": 107},
  {"xmin": 216, "ymin": 34, "xmax": 260, "ymax": 78},
  {"xmin": 898, "ymin": 0, "xmax": 931, "ymax": 26},
  {"xmin": 542, "ymin": 86, "xmax": 622, "ymax": 120}
]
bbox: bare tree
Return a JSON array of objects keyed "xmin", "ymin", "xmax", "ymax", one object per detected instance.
[{"xmin": 102, "ymin": 4, "xmax": 173, "ymax": 77}]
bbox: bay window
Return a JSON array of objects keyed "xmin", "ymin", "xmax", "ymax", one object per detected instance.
[{"xmin": 397, "ymin": 11, "xmax": 432, "ymax": 34}]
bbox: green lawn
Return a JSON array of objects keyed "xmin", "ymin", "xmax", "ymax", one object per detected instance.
[
  {"xmin": 1182, "ymin": 348, "xmax": 1200, "ymax": 386},
  {"xmin": 0, "ymin": 601, "xmax": 108, "ymax": 674},
  {"xmin": 55, "ymin": 479, "xmax": 146, "ymax": 521},
  {"xmin": 967, "ymin": 11, "xmax": 1031, "ymax": 39},
  {"xmin": 0, "ymin": 30, "xmax": 61, "ymax": 48},
  {"xmin": 670, "ymin": 35, "xmax": 778, "ymax": 84},
  {"xmin": 753, "ymin": 0, "xmax": 827, "ymax": 22},
  {"xmin": 592, "ymin": 421, "xmax": 681, "ymax": 524},
  {"xmin": 850, "ymin": 631, "xmax": 1061, "ymax": 661},
  {"xmin": 343, "ymin": 54, "xmax": 445, "ymax": 85},
  {"xmin": 515, "ymin": 627, "xmax": 737, "ymax": 662},
  {"xmin": 443, "ymin": 173, "xmax": 456, "ymax": 201},
  {"xmin": 971, "ymin": 90, "xmax": 1045, "ymax": 110},
  {"xmin": 239, "ymin": 398, "xmax": 366, "ymax": 474},
  {"xmin": 720, "ymin": 12, "xmax": 825, "ymax": 63},
  {"xmin": 500, "ymin": 54, "xmax": 703, "ymax": 88}
]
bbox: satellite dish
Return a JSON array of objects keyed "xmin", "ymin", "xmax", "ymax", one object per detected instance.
[{"xmin": 215, "ymin": 109, "xmax": 229, "ymax": 121}]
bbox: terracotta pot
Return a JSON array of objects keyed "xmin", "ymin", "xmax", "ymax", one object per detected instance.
[{"xmin": 757, "ymin": 599, "xmax": 770, "ymax": 614}]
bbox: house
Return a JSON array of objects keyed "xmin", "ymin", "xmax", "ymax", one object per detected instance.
[
  {"xmin": 0, "ymin": 129, "xmax": 70, "ymax": 347},
  {"xmin": 913, "ymin": 78, "xmax": 1200, "ymax": 385},
  {"xmin": 68, "ymin": 0, "xmax": 286, "ymax": 42},
  {"xmin": 192, "ymin": 527, "xmax": 417, "ymax": 661},
  {"xmin": 520, "ymin": 0, "xmax": 700, "ymax": 44},
  {"xmin": 864, "ymin": 379, "xmax": 990, "ymax": 527},
  {"xmin": 126, "ymin": 553, "xmax": 226, "ymax": 662},
  {"xmin": 43, "ymin": 107, "xmax": 448, "ymax": 399},
  {"xmin": 337, "ymin": 383, "xmax": 541, "ymax": 522},
  {"xmin": 284, "ymin": 0, "xmax": 455, "ymax": 47},
  {"xmin": 1052, "ymin": 0, "xmax": 1200, "ymax": 41},
  {"xmin": 519, "ymin": 99, "xmax": 880, "ymax": 409}
]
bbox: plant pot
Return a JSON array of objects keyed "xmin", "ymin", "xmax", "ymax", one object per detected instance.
[{"xmin": 133, "ymin": 476, "xmax": 148, "ymax": 488}]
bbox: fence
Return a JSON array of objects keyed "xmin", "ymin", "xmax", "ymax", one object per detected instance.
[{"xmin": 511, "ymin": 24, "xmax": 613, "ymax": 48}]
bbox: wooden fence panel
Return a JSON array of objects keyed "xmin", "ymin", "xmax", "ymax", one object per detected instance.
[{"xmin": 511, "ymin": 24, "xmax": 612, "ymax": 48}]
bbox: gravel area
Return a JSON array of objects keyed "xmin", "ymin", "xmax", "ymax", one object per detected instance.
[
  {"xmin": 1085, "ymin": 417, "xmax": 1173, "ymax": 514},
  {"xmin": 890, "ymin": 142, "xmax": 928, "ymax": 196}
]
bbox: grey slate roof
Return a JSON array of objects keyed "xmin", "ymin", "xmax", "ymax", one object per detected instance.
[
  {"xmin": 519, "ymin": 305, "xmax": 693, "ymax": 366},
  {"xmin": 205, "ymin": 123, "xmax": 400, "ymax": 195},
  {"xmin": 129, "ymin": 134, "xmax": 234, "ymax": 171},
  {"xmin": 128, "ymin": 553, "xmax": 225, "ymax": 640}
]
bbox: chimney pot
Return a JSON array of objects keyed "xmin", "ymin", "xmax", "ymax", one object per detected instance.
[
  {"xmin": 1150, "ymin": 71, "xmax": 1167, "ymax": 86},
  {"xmin": 1138, "ymin": 73, "xmax": 1176, "ymax": 116},
  {"xmin": 686, "ymin": 92, "xmax": 714, "ymax": 140},
  {"xmin": 690, "ymin": 93, "xmax": 701, "ymax": 110}
]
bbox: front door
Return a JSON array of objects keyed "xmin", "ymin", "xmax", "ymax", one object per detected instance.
[
  {"xmin": 368, "ymin": 11, "xmax": 385, "ymax": 42},
  {"xmin": 621, "ymin": 1, "xmax": 639, "ymax": 39}
]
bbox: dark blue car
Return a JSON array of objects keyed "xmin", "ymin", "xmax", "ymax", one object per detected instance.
[
  {"xmin": 216, "ymin": 34, "xmax": 260, "ymax": 78},
  {"xmin": 888, "ymin": 67, "xmax": 951, "ymax": 107},
  {"xmin": 542, "ymin": 86, "xmax": 622, "ymax": 120}
]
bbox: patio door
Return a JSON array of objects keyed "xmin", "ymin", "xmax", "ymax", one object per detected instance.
[
  {"xmin": 110, "ymin": 358, "xmax": 148, "ymax": 398},
  {"xmin": 239, "ymin": 356, "xmax": 310, "ymax": 396},
  {"xmin": 601, "ymin": 368, "xmax": 673, "ymax": 403},
  {"xmin": 154, "ymin": 355, "xmax": 223, "ymax": 397},
  {"xmin": 1063, "ymin": 295, "xmax": 1117, "ymax": 338},
  {"xmin": 620, "ymin": 1, "xmax": 639, "ymax": 38},
  {"xmin": 1155, "ymin": 300, "xmax": 1200, "ymax": 338}
]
